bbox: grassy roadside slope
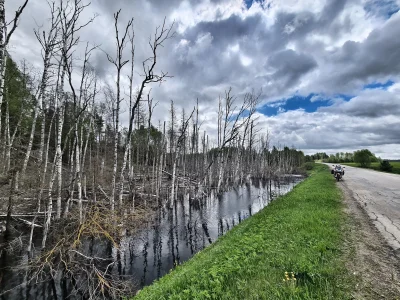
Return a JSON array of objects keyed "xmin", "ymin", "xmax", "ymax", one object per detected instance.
[
  {"xmin": 134, "ymin": 165, "xmax": 351, "ymax": 300},
  {"xmin": 342, "ymin": 162, "xmax": 400, "ymax": 175}
]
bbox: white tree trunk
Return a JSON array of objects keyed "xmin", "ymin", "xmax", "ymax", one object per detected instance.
[
  {"xmin": 21, "ymin": 53, "xmax": 51, "ymax": 178},
  {"xmin": 0, "ymin": 1, "xmax": 6, "ymax": 141},
  {"xmin": 56, "ymin": 105, "xmax": 64, "ymax": 218},
  {"xmin": 217, "ymin": 152, "xmax": 224, "ymax": 193},
  {"xmin": 170, "ymin": 154, "xmax": 177, "ymax": 208},
  {"xmin": 64, "ymin": 135, "xmax": 76, "ymax": 218},
  {"xmin": 42, "ymin": 156, "xmax": 57, "ymax": 249},
  {"xmin": 118, "ymin": 142, "xmax": 129, "ymax": 207},
  {"xmin": 4, "ymin": 100, "xmax": 10, "ymax": 172},
  {"xmin": 75, "ymin": 123, "xmax": 83, "ymax": 223},
  {"xmin": 30, "ymin": 111, "xmax": 54, "ymax": 253},
  {"xmin": 55, "ymin": 63, "xmax": 67, "ymax": 219},
  {"xmin": 111, "ymin": 110, "xmax": 118, "ymax": 211}
]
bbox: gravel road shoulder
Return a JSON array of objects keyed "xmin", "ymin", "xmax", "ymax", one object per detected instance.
[{"xmin": 339, "ymin": 180, "xmax": 400, "ymax": 299}]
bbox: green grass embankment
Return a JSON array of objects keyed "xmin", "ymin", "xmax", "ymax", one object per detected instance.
[
  {"xmin": 342, "ymin": 162, "xmax": 400, "ymax": 174},
  {"xmin": 134, "ymin": 165, "xmax": 351, "ymax": 300}
]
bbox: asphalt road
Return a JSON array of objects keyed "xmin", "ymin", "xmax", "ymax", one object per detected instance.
[{"xmin": 328, "ymin": 164, "xmax": 400, "ymax": 251}]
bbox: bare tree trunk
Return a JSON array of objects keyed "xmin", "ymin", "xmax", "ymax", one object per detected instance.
[
  {"xmin": 0, "ymin": 54, "xmax": 6, "ymax": 157},
  {"xmin": 4, "ymin": 99, "xmax": 10, "ymax": 172},
  {"xmin": 82, "ymin": 87, "xmax": 96, "ymax": 200},
  {"xmin": 106, "ymin": 11, "xmax": 133, "ymax": 211},
  {"xmin": 156, "ymin": 122, "xmax": 165, "ymax": 202},
  {"xmin": 29, "ymin": 109, "xmax": 55, "ymax": 252},
  {"xmin": 21, "ymin": 4, "xmax": 61, "ymax": 178},
  {"xmin": 56, "ymin": 65, "xmax": 66, "ymax": 219},
  {"xmin": 38, "ymin": 105, "xmax": 46, "ymax": 173},
  {"xmin": 0, "ymin": 0, "xmax": 5, "ymax": 140},
  {"xmin": 217, "ymin": 152, "xmax": 225, "ymax": 192},
  {"xmin": 5, "ymin": 170, "xmax": 19, "ymax": 238},
  {"xmin": 64, "ymin": 137, "xmax": 76, "ymax": 218},
  {"xmin": 21, "ymin": 103, "xmax": 39, "ymax": 177},
  {"xmin": 42, "ymin": 156, "xmax": 57, "ymax": 249},
  {"xmin": 74, "ymin": 122, "xmax": 83, "ymax": 222},
  {"xmin": 170, "ymin": 153, "xmax": 178, "ymax": 207},
  {"xmin": 111, "ymin": 108, "xmax": 119, "ymax": 211}
]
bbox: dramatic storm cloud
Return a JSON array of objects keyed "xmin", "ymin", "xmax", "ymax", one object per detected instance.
[{"xmin": 7, "ymin": 0, "xmax": 400, "ymax": 158}]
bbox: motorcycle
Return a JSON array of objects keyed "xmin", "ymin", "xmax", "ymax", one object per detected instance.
[{"xmin": 331, "ymin": 165, "xmax": 345, "ymax": 181}]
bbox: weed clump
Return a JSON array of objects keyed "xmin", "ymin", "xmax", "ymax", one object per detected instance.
[{"xmin": 303, "ymin": 162, "xmax": 315, "ymax": 170}]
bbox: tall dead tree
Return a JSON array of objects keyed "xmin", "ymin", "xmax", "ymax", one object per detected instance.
[
  {"xmin": 65, "ymin": 43, "xmax": 97, "ymax": 222},
  {"xmin": 55, "ymin": 0, "xmax": 95, "ymax": 219},
  {"xmin": 106, "ymin": 10, "xmax": 133, "ymax": 211},
  {"xmin": 125, "ymin": 27, "xmax": 135, "ymax": 209},
  {"xmin": 20, "ymin": 2, "xmax": 61, "ymax": 184},
  {"xmin": 42, "ymin": 0, "xmax": 95, "ymax": 248},
  {"xmin": 117, "ymin": 16, "xmax": 174, "ymax": 210}
]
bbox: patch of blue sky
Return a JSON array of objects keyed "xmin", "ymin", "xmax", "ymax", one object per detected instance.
[
  {"xmin": 244, "ymin": 0, "xmax": 253, "ymax": 9},
  {"xmin": 257, "ymin": 93, "xmax": 354, "ymax": 116},
  {"xmin": 387, "ymin": 8, "xmax": 400, "ymax": 18},
  {"xmin": 244, "ymin": 0, "xmax": 268, "ymax": 10},
  {"xmin": 363, "ymin": 80, "xmax": 394, "ymax": 90},
  {"xmin": 257, "ymin": 80, "xmax": 394, "ymax": 117},
  {"xmin": 364, "ymin": 0, "xmax": 399, "ymax": 19}
]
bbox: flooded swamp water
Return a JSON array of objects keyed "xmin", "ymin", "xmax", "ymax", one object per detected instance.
[{"xmin": 0, "ymin": 176, "xmax": 303, "ymax": 299}]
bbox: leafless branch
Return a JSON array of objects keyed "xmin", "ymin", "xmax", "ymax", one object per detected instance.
[{"xmin": 5, "ymin": 0, "xmax": 29, "ymax": 46}]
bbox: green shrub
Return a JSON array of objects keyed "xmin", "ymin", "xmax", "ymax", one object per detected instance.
[
  {"xmin": 354, "ymin": 149, "xmax": 373, "ymax": 167},
  {"xmin": 380, "ymin": 160, "xmax": 393, "ymax": 172},
  {"xmin": 303, "ymin": 161, "xmax": 315, "ymax": 170}
]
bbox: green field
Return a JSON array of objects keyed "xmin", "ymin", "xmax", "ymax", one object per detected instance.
[
  {"xmin": 342, "ymin": 161, "xmax": 400, "ymax": 174},
  {"xmin": 133, "ymin": 165, "xmax": 351, "ymax": 300}
]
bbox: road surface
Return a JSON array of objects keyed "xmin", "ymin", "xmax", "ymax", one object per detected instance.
[{"xmin": 330, "ymin": 164, "xmax": 400, "ymax": 251}]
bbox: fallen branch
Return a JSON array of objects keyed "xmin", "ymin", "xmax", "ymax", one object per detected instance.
[
  {"xmin": 97, "ymin": 185, "xmax": 110, "ymax": 201},
  {"xmin": 15, "ymin": 217, "xmax": 43, "ymax": 228}
]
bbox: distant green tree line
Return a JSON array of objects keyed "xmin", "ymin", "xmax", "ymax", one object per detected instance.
[{"xmin": 306, "ymin": 149, "xmax": 396, "ymax": 172}]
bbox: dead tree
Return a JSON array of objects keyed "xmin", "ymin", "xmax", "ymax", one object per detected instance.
[
  {"xmin": 125, "ymin": 27, "xmax": 135, "ymax": 210},
  {"xmin": 106, "ymin": 10, "xmax": 133, "ymax": 211},
  {"xmin": 64, "ymin": 43, "xmax": 97, "ymax": 222},
  {"xmin": 216, "ymin": 89, "xmax": 252, "ymax": 192},
  {"xmin": 169, "ymin": 108, "xmax": 194, "ymax": 208},
  {"xmin": 21, "ymin": 1, "xmax": 61, "ymax": 179},
  {"xmin": 116, "ymin": 16, "xmax": 174, "ymax": 210},
  {"xmin": 55, "ymin": 0, "xmax": 94, "ymax": 218},
  {"xmin": 193, "ymin": 88, "xmax": 261, "ymax": 194},
  {"xmin": 42, "ymin": 0, "xmax": 95, "ymax": 248}
]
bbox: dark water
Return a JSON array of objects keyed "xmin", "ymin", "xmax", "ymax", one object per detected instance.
[
  {"xmin": 0, "ymin": 177, "xmax": 302, "ymax": 299},
  {"xmin": 120, "ymin": 177, "xmax": 302, "ymax": 288}
]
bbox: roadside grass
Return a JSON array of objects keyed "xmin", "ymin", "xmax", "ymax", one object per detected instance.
[
  {"xmin": 133, "ymin": 165, "xmax": 352, "ymax": 300},
  {"xmin": 342, "ymin": 162, "xmax": 400, "ymax": 175}
]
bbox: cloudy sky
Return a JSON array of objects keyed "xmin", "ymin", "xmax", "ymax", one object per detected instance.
[{"xmin": 7, "ymin": 0, "xmax": 400, "ymax": 158}]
